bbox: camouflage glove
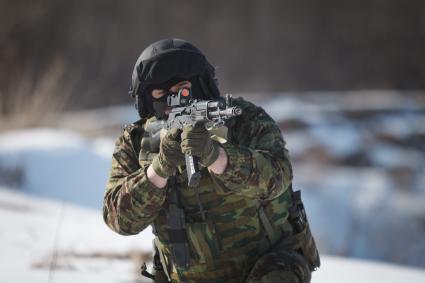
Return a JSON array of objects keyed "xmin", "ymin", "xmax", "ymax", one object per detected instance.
[
  {"xmin": 181, "ymin": 123, "xmax": 220, "ymax": 167},
  {"xmin": 151, "ymin": 128, "xmax": 185, "ymax": 178}
]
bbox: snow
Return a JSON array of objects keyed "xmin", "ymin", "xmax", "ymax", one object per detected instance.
[
  {"xmin": 295, "ymin": 164, "xmax": 425, "ymax": 265},
  {"xmin": 309, "ymin": 124, "xmax": 361, "ymax": 157},
  {"xmin": 1, "ymin": 187, "xmax": 424, "ymax": 283},
  {"xmin": 313, "ymin": 256, "xmax": 425, "ymax": 283},
  {"xmin": 59, "ymin": 105, "xmax": 139, "ymax": 132},
  {"xmin": 0, "ymin": 187, "xmax": 153, "ymax": 283},
  {"xmin": 0, "ymin": 128, "xmax": 86, "ymax": 152},
  {"xmin": 0, "ymin": 129, "xmax": 115, "ymax": 208},
  {"xmin": 368, "ymin": 144, "xmax": 423, "ymax": 169},
  {"xmin": 261, "ymin": 95, "xmax": 328, "ymax": 126}
]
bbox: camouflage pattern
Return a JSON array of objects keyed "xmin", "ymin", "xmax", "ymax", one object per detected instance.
[
  {"xmin": 103, "ymin": 98, "xmax": 311, "ymax": 282},
  {"xmin": 245, "ymin": 236, "xmax": 312, "ymax": 283}
]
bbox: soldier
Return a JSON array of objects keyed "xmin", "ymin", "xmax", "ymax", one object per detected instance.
[{"xmin": 103, "ymin": 38, "xmax": 320, "ymax": 283}]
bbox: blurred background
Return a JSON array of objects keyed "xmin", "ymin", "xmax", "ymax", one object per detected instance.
[{"xmin": 1, "ymin": 0, "xmax": 425, "ymax": 282}]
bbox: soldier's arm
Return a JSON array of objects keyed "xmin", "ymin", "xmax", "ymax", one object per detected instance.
[
  {"xmin": 210, "ymin": 100, "xmax": 293, "ymax": 200},
  {"xmin": 208, "ymin": 147, "xmax": 228, "ymax": 174},
  {"xmin": 103, "ymin": 133, "xmax": 167, "ymax": 235}
]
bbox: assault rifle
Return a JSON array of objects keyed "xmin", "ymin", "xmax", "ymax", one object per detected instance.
[{"xmin": 146, "ymin": 88, "xmax": 242, "ymax": 187}]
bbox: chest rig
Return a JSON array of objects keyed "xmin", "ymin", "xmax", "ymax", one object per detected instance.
[
  {"xmin": 135, "ymin": 119, "xmax": 210, "ymax": 275},
  {"xmin": 131, "ymin": 118, "xmax": 320, "ymax": 282}
]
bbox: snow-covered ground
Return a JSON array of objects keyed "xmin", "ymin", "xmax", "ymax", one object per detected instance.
[
  {"xmin": 0, "ymin": 128, "xmax": 114, "ymax": 208},
  {"xmin": 1, "ymin": 187, "xmax": 425, "ymax": 283},
  {"xmin": 0, "ymin": 90, "xmax": 425, "ymax": 281},
  {"xmin": 0, "ymin": 187, "xmax": 152, "ymax": 283}
]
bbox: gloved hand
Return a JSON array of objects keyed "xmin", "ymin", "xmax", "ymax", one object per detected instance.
[
  {"xmin": 181, "ymin": 123, "xmax": 220, "ymax": 167},
  {"xmin": 151, "ymin": 128, "xmax": 185, "ymax": 178}
]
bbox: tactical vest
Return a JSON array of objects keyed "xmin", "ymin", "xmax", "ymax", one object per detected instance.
[{"xmin": 127, "ymin": 116, "xmax": 319, "ymax": 283}]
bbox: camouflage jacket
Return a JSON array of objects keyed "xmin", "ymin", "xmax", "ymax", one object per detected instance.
[{"xmin": 103, "ymin": 98, "xmax": 294, "ymax": 282}]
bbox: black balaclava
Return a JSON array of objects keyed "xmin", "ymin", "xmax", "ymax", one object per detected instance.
[
  {"xmin": 148, "ymin": 77, "xmax": 182, "ymax": 120},
  {"xmin": 152, "ymin": 95, "xmax": 169, "ymax": 120},
  {"xmin": 148, "ymin": 76, "xmax": 207, "ymax": 120}
]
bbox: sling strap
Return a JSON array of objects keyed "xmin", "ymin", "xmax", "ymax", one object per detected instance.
[{"xmin": 166, "ymin": 176, "xmax": 190, "ymax": 268}]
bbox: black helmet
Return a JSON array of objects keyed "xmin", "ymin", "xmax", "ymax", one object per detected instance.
[{"xmin": 130, "ymin": 38, "xmax": 220, "ymax": 118}]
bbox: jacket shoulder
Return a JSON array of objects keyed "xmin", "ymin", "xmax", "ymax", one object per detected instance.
[
  {"xmin": 114, "ymin": 119, "xmax": 146, "ymax": 153},
  {"xmin": 232, "ymin": 97, "xmax": 261, "ymax": 112},
  {"xmin": 122, "ymin": 119, "xmax": 145, "ymax": 135},
  {"xmin": 231, "ymin": 97, "xmax": 272, "ymax": 124},
  {"xmin": 120, "ymin": 118, "xmax": 145, "ymax": 141}
]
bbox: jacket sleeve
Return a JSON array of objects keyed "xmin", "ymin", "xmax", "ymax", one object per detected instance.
[
  {"xmin": 211, "ymin": 100, "xmax": 293, "ymax": 200},
  {"xmin": 103, "ymin": 131, "xmax": 167, "ymax": 235}
]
